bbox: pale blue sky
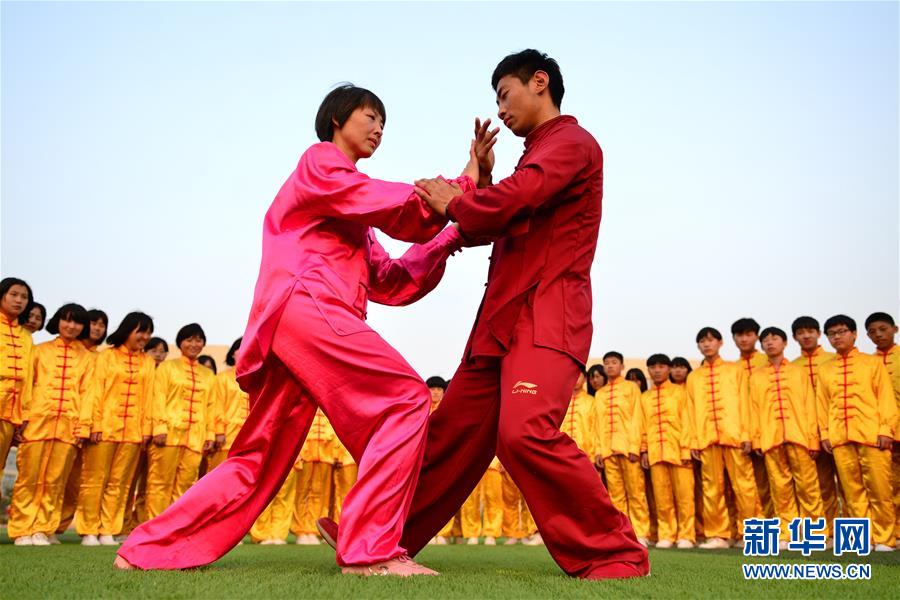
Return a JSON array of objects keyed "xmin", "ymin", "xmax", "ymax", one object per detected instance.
[{"xmin": 2, "ymin": 1, "xmax": 898, "ymax": 378}]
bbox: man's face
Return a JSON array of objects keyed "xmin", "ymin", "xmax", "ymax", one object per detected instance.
[
  {"xmin": 793, "ymin": 327, "xmax": 821, "ymax": 352},
  {"xmin": 697, "ymin": 335, "xmax": 723, "ymax": 359},
  {"xmin": 603, "ymin": 357, "xmax": 623, "ymax": 379},
  {"xmin": 495, "ymin": 74, "xmax": 543, "ymax": 137},
  {"xmin": 825, "ymin": 325, "xmax": 857, "ymax": 353},
  {"xmin": 648, "ymin": 363, "xmax": 670, "ymax": 386},
  {"xmin": 429, "ymin": 386, "xmax": 444, "ymax": 404},
  {"xmin": 866, "ymin": 320, "xmax": 898, "ymax": 351},
  {"xmin": 761, "ymin": 334, "xmax": 786, "ymax": 358},
  {"xmin": 733, "ymin": 330, "xmax": 759, "ymax": 353}
]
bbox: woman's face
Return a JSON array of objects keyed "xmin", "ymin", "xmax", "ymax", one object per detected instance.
[
  {"xmin": 671, "ymin": 365, "xmax": 688, "ymax": 384},
  {"xmin": 589, "ymin": 371, "xmax": 606, "ymax": 390},
  {"xmin": 333, "ymin": 106, "xmax": 383, "ymax": 161},
  {"xmin": 24, "ymin": 306, "xmax": 44, "ymax": 333},
  {"xmin": 125, "ymin": 328, "xmax": 152, "ymax": 354},
  {"xmin": 180, "ymin": 335, "xmax": 205, "ymax": 361},
  {"xmin": 58, "ymin": 317, "xmax": 85, "ymax": 343},
  {"xmin": 146, "ymin": 344, "xmax": 167, "ymax": 365},
  {"xmin": 1, "ymin": 285, "xmax": 29, "ymax": 319},
  {"xmin": 89, "ymin": 319, "xmax": 107, "ymax": 344}
]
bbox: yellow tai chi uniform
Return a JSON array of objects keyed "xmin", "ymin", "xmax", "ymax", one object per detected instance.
[
  {"xmin": 0, "ymin": 314, "xmax": 33, "ymax": 480},
  {"xmin": 480, "ymin": 457, "xmax": 504, "ymax": 538},
  {"xmin": 563, "ymin": 388, "xmax": 597, "ymax": 459},
  {"xmin": 76, "ymin": 346, "xmax": 155, "ymax": 536},
  {"xmin": 206, "ymin": 368, "xmax": 250, "ymax": 471},
  {"xmin": 596, "ymin": 376, "xmax": 650, "ymax": 539},
  {"xmin": 817, "ymin": 348, "xmax": 897, "ymax": 545},
  {"xmin": 292, "ymin": 408, "xmax": 335, "ymax": 536},
  {"xmin": 686, "ymin": 357, "xmax": 760, "ymax": 540},
  {"xmin": 749, "ymin": 359, "xmax": 824, "ymax": 539},
  {"xmin": 146, "ymin": 356, "xmax": 216, "ymax": 518},
  {"xmin": 251, "ymin": 455, "xmax": 299, "ymax": 543},
  {"xmin": 640, "ymin": 381, "xmax": 695, "ymax": 544},
  {"xmin": 874, "ymin": 345, "xmax": 900, "ymax": 542},
  {"xmin": 739, "ymin": 350, "xmax": 775, "ymax": 518},
  {"xmin": 8, "ymin": 338, "xmax": 93, "ymax": 539},
  {"xmin": 501, "ymin": 465, "xmax": 535, "ymax": 539}
]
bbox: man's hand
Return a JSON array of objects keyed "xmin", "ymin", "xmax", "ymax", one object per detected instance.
[
  {"xmin": 627, "ymin": 453, "xmax": 639, "ymax": 463},
  {"xmin": 691, "ymin": 449, "xmax": 701, "ymax": 461},
  {"xmin": 876, "ymin": 435, "xmax": 892, "ymax": 450},
  {"xmin": 142, "ymin": 435, "xmax": 151, "ymax": 448},
  {"xmin": 414, "ymin": 178, "xmax": 463, "ymax": 217},
  {"xmin": 91, "ymin": 432, "xmax": 103, "ymax": 444},
  {"xmin": 809, "ymin": 449, "xmax": 820, "ymax": 460},
  {"xmin": 640, "ymin": 452, "xmax": 649, "ymax": 469},
  {"xmin": 741, "ymin": 441, "xmax": 752, "ymax": 455},
  {"xmin": 202, "ymin": 440, "xmax": 214, "ymax": 454},
  {"xmin": 821, "ymin": 439, "xmax": 833, "ymax": 454},
  {"xmin": 753, "ymin": 449, "xmax": 763, "ymax": 457},
  {"xmin": 473, "ymin": 117, "xmax": 499, "ymax": 188},
  {"xmin": 153, "ymin": 433, "xmax": 167, "ymax": 447},
  {"xmin": 214, "ymin": 434, "xmax": 226, "ymax": 450},
  {"xmin": 13, "ymin": 423, "xmax": 27, "ymax": 444}
]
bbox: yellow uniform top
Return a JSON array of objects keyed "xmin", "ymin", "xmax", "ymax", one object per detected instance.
[
  {"xmin": 640, "ymin": 381, "xmax": 692, "ymax": 465},
  {"xmin": 749, "ymin": 359, "xmax": 818, "ymax": 453},
  {"xmin": 737, "ymin": 350, "xmax": 769, "ymax": 379},
  {"xmin": 212, "ymin": 369, "xmax": 249, "ymax": 451},
  {"xmin": 0, "ymin": 314, "xmax": 34, "ymax": 425},
  {"xmin": 152, "ymin": 356, "xmax": 217, "ymax": 452},
  {"xmin": 489, "ymin": 456, "xmax": 501, "ymax": 471},
  {"xmin": 84, "ymin": 346, "xmax": 156, "ymax": 443},
  {"xmin": 561, "ymin": 389, "xmax": 597, "ymax": 458},
  {"xmin": 792, "ymin": 346, "xmax": 836, "ymax": 395},
  {"xmin": 300, "ymin": 408, "xmax": 335, "ymax": 463},
  {"xmin": 816, "ymin": 348, "xmax": 897, "ymax": 447},
  {"xmin": 595, "ymin": 376, "xmax": 642, "ymax": 459},
  {"xmin": 24, "ymin": 338, "xmax": 94, "ymax": 444},
  {"xmin": 685, "ymin": 357, "xmax": 750, "ymax": 450},
  {"xmin": 874, "ymin": 345, "xmax": 900, "ymax": 440}
]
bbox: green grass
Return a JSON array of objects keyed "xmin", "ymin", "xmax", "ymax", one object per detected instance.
[{"xmin": 1, "ymin": 533, "xmax": 898, "ymax": 599}]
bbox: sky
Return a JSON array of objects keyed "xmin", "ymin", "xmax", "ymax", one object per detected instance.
[{"xmin": 2, "ymin": 1, "xmax": 898, "ymax": 379}]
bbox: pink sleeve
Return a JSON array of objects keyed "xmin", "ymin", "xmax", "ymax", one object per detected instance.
[
  {"xmin": 366, "ymin": 226, "xmax": 464, "ymax": 306},
  {"xmin": 298, "ymin": 143, "xmax": 475, "ymax": 244}
]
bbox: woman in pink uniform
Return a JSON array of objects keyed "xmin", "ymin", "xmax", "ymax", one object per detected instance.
[{"xmin": 117, "ymin": 85, "xmax": 478, "ymax": 575}]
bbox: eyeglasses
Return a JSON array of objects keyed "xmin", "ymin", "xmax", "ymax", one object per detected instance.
[{"xmin": 826, "ymin": 328, "xmax": 852, "ymax": 338}]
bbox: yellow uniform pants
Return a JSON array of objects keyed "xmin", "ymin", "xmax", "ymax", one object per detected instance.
[
  {"xmin": 649, "ymin": 462, "xmax": 695, "ymax": 543},
  {"xmin": 604, "ymin": 455, "xmax": 651, "ymax": 539},
  {"xmin": 0, "ymin": 420, "xmax": 16, "ymax": 498},
  {"xmin": 752, "ymin": 453, "xmax": 775, "ymax": 518},
  {"xmin": 832, "ymin": 443, "xmax": 894, "ymax": 545},
  {"xmin": 251, "ymin": 469, "xmax": 298, "ymax": 542},
  {"xmin": 693, "ymin": 460, "xmax": 705, "ymax": 538},
  {"xmin": 892, "ymin": 445, "xmax": 900, "ymax": 542},
  {"xmin": 699, "ymin": 445, "xmax": 760, "ymax": 540},
  {"xmin": 438, "ymin": 512, "xmax": 462, "ymax": 538},
  {"xmin": 331, "ymin": 464, "xmax": 358, "ymax": 523},
  {"xmin": 764, "ymin": 444, "xmax": 824, "ymax": 541},
  {"xmin": 501, "ymin": 470, "xmax": 536, "ymax": 538},
  {"xmin": 56, "ymin": 447, "xmax": 82, "ymax": 533},
  {"xmin": 145, "ymin": 445, "xmax": 203, "ymax": 519},
  {"xmin": 121, "ymin": 450, "xmax": 148, "ymax": 535},
  {"xmin": 76, "ymin": 441, "xmax": 141, "ymax": 536},
  {"xmin": 481, "ymin": 469, "xmax": 503, "ymax": 538},
  {"xmin": 206, "ymin": 448, "xmax": 228, "ymax": 473},
  {"xmin": 460, "ymin": 477, "xmax": 483, "ymax": 538},
  {"xmin": 7, "ymin": 440, "xmax": 78, "ymax": 538},
  {"xmin": 292, "ymin": 461, "xmax": 333, "ymax": 535},
  {"xmin": 815, "ymin": 451, "xmax": 841, "ymax": 536}
]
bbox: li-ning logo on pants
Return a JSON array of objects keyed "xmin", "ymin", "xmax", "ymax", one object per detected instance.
[{"xmin": 512, "ymin": 381, "xmax": 538, "ymax": 395}]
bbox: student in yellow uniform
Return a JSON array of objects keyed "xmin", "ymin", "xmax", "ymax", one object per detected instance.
[
  {"xmin": 480, "ymin": 457, "xmax": 504, "ymax": 545},
  {"xmin": 250, "ymin": 459, "xmax": 299, "ymax": 545},
  {"xmin": 750, "ymin": 327, "xmax": 824, "ymax": 549},
  {"xmin": 818, "ymin": 314, "xmax": 897, "ymax": 551},
  {"xmin": 499, "ymin": 462, "xmax": 537, "ymax": 544},
  {"xmin": 56, "ymin": 308, "xmax": 108, "ymax": 541},
  {"xmin": 732, "ymin": 317, "xmax": 775, "ymax": 519},
  {"xmin": 640, "ymin": 354, "xmax": 695, "ymax": 549},
  {"xmin": 594, "ymin": 351, "xmax": 650, "ymax": 546},
  {"xmin": 8, "ymin": 304, "xmax": 94, "ymax": 546},
  {"xmin": 144, "ymin": 337, "xmax": 169, "ymax": 367},
  {"xmin": 0, "ymin": 278, "xmax": 35, "ymax": 483},
  {"xmin": 291, "ymin": 407, "xmax": 335, "ymax": 544},
  {"xmin": 671, "ymin": 356, "xmax": 702, "ymax": 538},
  {"xmin": 426, "ymin": 376, "xmax": 462, "ymax": 544},
  {"xmin": 791, "ymin": 315, "xmax": 840, "ymax": 534},
  {"xmin": 669, "ymin": 357, "xmax": 692, "ymax": 387},
  {"xmin": 686, "ymin": 327, "xmax": 760, "ymax": 549},
  {"xmin": 206, "ymin": 338, "xmax": 249, "ymax": 472},
  {"xmin": 563, "ymin": 371, "xmax": 597, "ymax": 461},
  {"xmin": 76, "ymin": 312, "xmax": 156, "ymax": 546},
  {"xmin": 864, "ymin": 312, "xmax": 900, "ymax": 547},
  {"xmin": 146, "ymin": 324, "xmax": 217, "ymax": 519}
]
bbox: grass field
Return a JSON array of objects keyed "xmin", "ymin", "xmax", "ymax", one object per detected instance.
[{"xmin": 1, "ymin": 533, "xmax": 898, "ymax": 599}]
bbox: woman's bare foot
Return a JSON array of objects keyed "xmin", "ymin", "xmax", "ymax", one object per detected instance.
[
  {"xmin": 114, "ymin": 555, "xmax": 137, "ymax": 570},
  {"xmin": 341, "ymin": 554, "xmax": 439, "ymax": 577}
]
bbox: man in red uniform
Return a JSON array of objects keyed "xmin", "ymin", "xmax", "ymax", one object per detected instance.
[{"xmin": 321, "ymin": 49, "xmax": 649, "ymax": 580}]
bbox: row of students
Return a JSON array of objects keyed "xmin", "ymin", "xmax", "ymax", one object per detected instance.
[{"xmin": 564, "ymin": 314, "xmax": 898, "ymax": 551}]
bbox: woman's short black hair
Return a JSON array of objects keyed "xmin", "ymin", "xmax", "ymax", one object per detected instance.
[
  {"xmin": 145, "ymin": 337, "xmax": 169, "ymax": 353},
  {"xmin": 225, "ymin": 337, "xmax": 242, "ymax": 367},
  {"xmin": 176, "ymin": 323, "xmax": 206, "ymax": 348},
  {"xmin": 315, "ymin": 84, "xmax": 386, "ymax": 143},
  {"xmin": 0, "ymin": 277, "xmax": 34, "ymax": 320},
  {"xmin": 46, "ymin": 303, "xmax": 91, "ymax": 340},
  {"xmin": 646, "ymin": 354, "xmax": 672, "ymax": 368},
  {"xmin": 20, "ymin": 302, "xmax": 47, "ymax": 329},
  {"xmin": 760, "ymin": 327, "xmax": 788, "ymax": 342},
  {"xmin": 791, "ymin": 316, "xmax": 820, "ymax": 336},
  {"xmin": 586, "ymin": 364, "xmax": 607, "ymax": 395},
  {"xmin": 106, "ymin": 312, "xmax": 154, "ymax": 348},
  {"xmin": 625, "ymin": 368, "xmax": 648, "ymax": 393},
  {"xmin": 671, "ymin": 357, "xmax": 693, "ymax": 373},
  {"xmin": 198, "ymin": 355, "xmax": 217, "ymax": 375},
  {"xmin": 87, "ymin": 309, "xmax": 109, "ymax": 344},
  {"xmin": 696, "ymin": 327, "xmax": 723, "ymax": 343},
  {"xmin": 491, "ymin": 49, "xmax": 565, "ymax": 108}
]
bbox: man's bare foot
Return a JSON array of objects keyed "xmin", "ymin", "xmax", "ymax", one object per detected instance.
[
  {"xmin": 341, "ymin": 555, "xmax": 439, "ymax": 577},
  {"xmin": 114, "ymin": 555, "xmax": 136, "ymax": 570}
]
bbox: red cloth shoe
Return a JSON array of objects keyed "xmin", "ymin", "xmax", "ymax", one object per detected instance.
[{"xmin": 317, "ymin": 517, "xmax": 339, "ymax": 551}]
